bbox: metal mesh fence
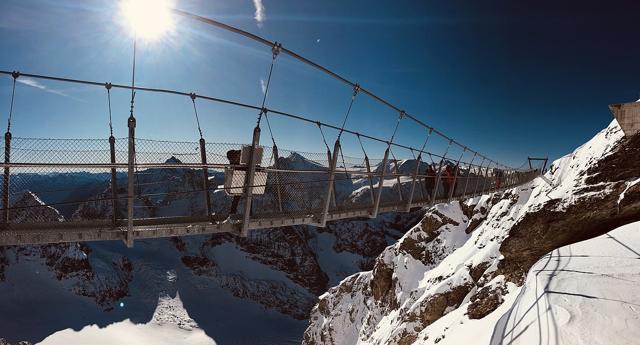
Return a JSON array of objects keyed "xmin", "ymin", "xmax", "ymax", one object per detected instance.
[{"xmin": 0, "ymin": 136, "xmax": 539, "ymax": 235}]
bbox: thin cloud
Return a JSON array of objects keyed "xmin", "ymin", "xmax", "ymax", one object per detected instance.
[
  {"xmin": 16, "ymin": 77, "xmax": 69, "ymax": 97},
  {"xmin": 260, "ymin": 78, "xmax": 267, "ymax": 94},
  {"xmin": 253, "ymin": 0, "xmax": 266, "ymax": 27}
]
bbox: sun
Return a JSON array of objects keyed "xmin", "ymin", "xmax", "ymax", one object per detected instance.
[{"xmin": 120, "ymin": 0, "xmax": 174, "ymax": 40}]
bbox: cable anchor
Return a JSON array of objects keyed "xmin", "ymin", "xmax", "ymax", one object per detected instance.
[{"xmin": 271, "ymin": 42, "xmax": 282, "ymax": 58}]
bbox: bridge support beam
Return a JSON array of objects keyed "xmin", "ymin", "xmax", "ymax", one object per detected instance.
[
  {"xmin": 371, "ymin": 146, "xmax": 390, "ymax": 218},
  {"xmin": 326, "ymin": 149, "xmax": 337, "ymax": 209},
  {"xmin": 364, "ymin": 155, "xmax": 375, "ymax": 207},
  {"xmin": 126, "ymin": 116, "xmax": 136, "ymax": 248},
  {"xmin": 319, "ymin": 139, "xmax": 340, "ymax": 227},
  {"xmin": 242, "ymin": 125, "xmax": 261, "ymax": 236},
  {"xmin": 199, "ymin": 138, "xmax": 213, "ymax": 220},
  {"xmin": 109, "ymin": 136, "xmax": 119, "ymax": 226},
  {"xmin": 3, "ymin": 131, "xmax": 11, "ymax": 225},
  {"xmin": 272, "ymin": 145, "xmax": 283, "ymax": 213}
]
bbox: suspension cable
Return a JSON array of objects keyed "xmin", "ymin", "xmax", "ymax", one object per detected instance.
[
  {"xmin": 388, "ymin": 111, "xmax": 405, "ymax": 146},
  {"xmin": 129, "ymin": 36, "xmax": 137, "ymax": 119},
  {"xmin": 105, "ymin": 83, "xmax": 114, "ymax": 137},
  {"xmin": 356, "ymin": 133, "xmax": 367, "ymax": 158},
  {"xmin": 6, "ymin": 71, "xmax": 19, "ymax": 133},
  {"xmin": 317, "ymin": 122, "xmax": 330, "ymax": 152},
  {"xmin": 190, "ymin": 93, "xmax": 204, "ymax": 139},
  {"xmin": 0, "ymin": 70, "xmax": 522, "ymax": 171},
  {"xmin": 337, "ymin": 84, "xmax": 360, "ymax": 140},
  {"xmin": 257, "ymin": 42, "xmax": 282, "ymax": 149}
]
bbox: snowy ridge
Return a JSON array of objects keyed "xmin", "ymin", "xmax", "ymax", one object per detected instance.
[{"xmin": 303, "ymin": 119, "xmax": 640, "ymax": 344}]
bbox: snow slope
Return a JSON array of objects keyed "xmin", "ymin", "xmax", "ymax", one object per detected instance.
[
  {"xmin": 38, "ymin": 293, "xmax": 217, "ymax": 345},
  {"xmin": 430, "ymin": 221, "xmax": 640, "ymax": 345},
  {"xmin": 303, "ymin": 120, "xmax": 640, "ymax": 344}
]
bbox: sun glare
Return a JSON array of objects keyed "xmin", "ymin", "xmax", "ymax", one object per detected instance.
[{"xmin": 120, "ymin": 0, "xmax": 174, "ymax": 40}]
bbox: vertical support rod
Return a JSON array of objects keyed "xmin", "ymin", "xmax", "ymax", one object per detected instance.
[
  {"xmin": 272, "ymin": 145, "xmax": 283, "ymax": 213},
  {"xmin": 319, "ymin": 139, "xmax": 340, "ymax": 227},
  {"xmin": 2, "ymin": 132, "xmax": 11, "ymax": 225},
  {"xmin": 461, "ymin": 153, "xmax": 478, "ymax": 199},
  {"xmin": 326, "ymin": 149, "xmax": 336, "ymax": 208},
  {"xmin": 199, "ymin": 138, "xmax": 213, "ymax": 219},
  {"xmin": 242, "ymin": 125, "xmax": 261, "ymax": 236},
  {"xmin": 109, "ymin": 136, "xmax": 119, "ymax": 226},
  {"xmin": 393, "ymin": 158, "xmax": 403, "ymax": 202},
  {"xmin": 472, "ymin": 159, "xmax": 487, "ymax": 196},
  {"xmin": 447, "ymin": 149, "xmax": 466, "ymax": 201},
  {"xmin": 126, "ymin": 116, "xmax": 136, "ymax": 247},
  {"xmin": 405, "ymin": 153, "xmax": 422, "ymax": 212},
  {"xmin": 364, "ymin": 156, "xmax": 375, "ymax": 206},
  {"xmin": 371, "ymin": 147, "xmax": 390, "ymax": 218}
]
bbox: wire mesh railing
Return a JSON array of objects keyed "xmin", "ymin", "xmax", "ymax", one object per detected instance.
[{"xmin": 0, "ymin": 135, "xmax": 540, "ymax": 246}]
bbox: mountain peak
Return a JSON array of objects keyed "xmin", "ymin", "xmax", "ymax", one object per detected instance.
[{"xmin": 165, "ymin": 156, "xmax": 183, "ymax": 165}]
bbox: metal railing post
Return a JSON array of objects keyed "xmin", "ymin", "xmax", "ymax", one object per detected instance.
[
  {"xmin": 461, "ymin": 152, "xmax": 477, "ymax": 199},
  {"xmin": 448, "ymin": 148, "xmax": 466, "ymax": 201},
  {"xmin": 481, "ymin": 161, "xmax": 493, "ymax": 195},
  {"xmin": 371, "ymin": 146, "xmax": 390, "ymax": 218},
  {"xmin": 272, "ymin": 145, "xmax": 283, "ymax": 213},
  {"xmin": 109, "ymin": 135, "xmax": 119, "ymax": 226},
  {"xmin": 326, "ymin": 149, "xmax": 336, "ymax": 209},
  {"xmin": 3, "ymin": 131, "xmax": 11, "ymax": 225},
  {"xmin": 364, "ymin": 155, "xmax": 375, "ymax": 206},
  {"xmin": 393, "ymin": 158, "xmax": 403, "ymax": 202},
  {"xmin": 199, "ymin": 138, "xmax": 213, "ymax": 219},
  {"xmin": 126, "ymin": 115, "xmax": 136, "ymax": 247},
  {"xmin": 242, "ymin": 125, "xmax": 261, "ymax": 236},
  {"xmin": 405, "ymin": 153, "xmax": 422, "ymax": 212},
  {"xmin": 319, "ymin": 139, "xmax": 340, "ymax": 227},
  {"xmin": 472, "ymin": 158, "xmax": 486, "ymax": 196}
]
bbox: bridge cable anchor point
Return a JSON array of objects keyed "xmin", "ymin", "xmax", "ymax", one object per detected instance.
[
  {"xmin": 271, "ymin": 42, "xmax": 282, "ymax": 57},
  {"xmin": 189, "ymin": 92, "xmax": 197, "ymax": 100},
  {"xmin": 11, "ymin": 71, "xmax": 19, "ymax": 79},
  {"xmin": 104, "ymin": 82, "xmax": 112, "ymax": 90}
]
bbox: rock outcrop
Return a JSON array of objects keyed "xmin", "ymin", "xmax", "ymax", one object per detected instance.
[{"xmin": 303, "ymin": 120, "xmax": 640, "ymax": 344}]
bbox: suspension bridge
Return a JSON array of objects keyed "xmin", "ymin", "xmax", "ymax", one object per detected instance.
[{"xmin": 0, "ymin": 10, "xmax": 542, "ymax": 247}]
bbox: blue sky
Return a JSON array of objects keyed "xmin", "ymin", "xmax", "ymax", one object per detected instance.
[{"xmin": 0, "ymin": 0, "xmax": 639, "ymax": 167}]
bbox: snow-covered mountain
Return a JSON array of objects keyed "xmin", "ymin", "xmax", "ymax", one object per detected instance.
[
  {"xmin": 303, "ymin": 119, "xmax": 640, "ymax": 344},
  {"xmin": 1, "ymin": 119, "xmax": 637, "ymax": 345},
  {"xmin": 0, "ymin": 152, "xmax": 423, "ymax": 344}
]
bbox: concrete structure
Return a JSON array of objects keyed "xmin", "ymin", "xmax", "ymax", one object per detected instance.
[{"xmin": 609, "ymin": 101, "xmax": 640, "ymax": 136}]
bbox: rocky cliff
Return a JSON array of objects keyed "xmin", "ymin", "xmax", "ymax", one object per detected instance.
[{"xmin": 303, "ymin": 120, "xmax": 640, "ymax": 344}]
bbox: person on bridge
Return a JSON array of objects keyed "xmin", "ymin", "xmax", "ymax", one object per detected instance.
[
  {"xmin": 227, "ymin": 149, "xmax": 243, "ymax": 215},
  {"xmin": 424, "ymin": 165, "xmax": 436, "ymax": 200},
  {"xmin": 442, "ymin": 165, "xmax": 456, "ymax": 197},
  {"xmin": 495, "ymin": 169, "xmax": 504, "ymax": 189}
]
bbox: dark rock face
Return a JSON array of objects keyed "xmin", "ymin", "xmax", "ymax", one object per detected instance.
[
  {"xmin": 370, "ymin": 258, "xmax": 396, "ymax": 308},
  {"xmin": 419, "ymin": 283, "xmax": 474, "ymax": 325},
  {"xmin": 467, "ymin": 283, "xmax": 507, "ymax": 319}
]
